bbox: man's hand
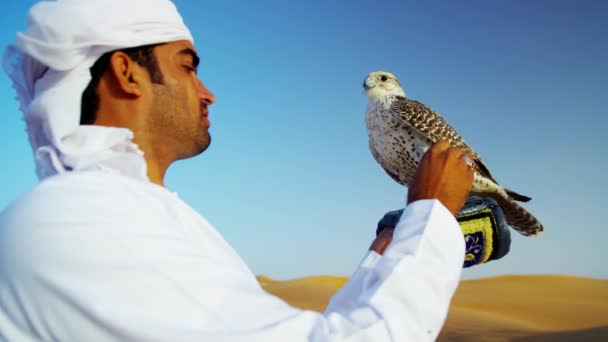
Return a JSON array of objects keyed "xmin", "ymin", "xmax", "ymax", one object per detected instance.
[
  {"xmin": 370, "ymin": 141, "xmax": 474, "ymax": 255},
  {"xmin": 407, "ymin": 140, "xmax": 474, "ymax": 215},
  {"xmin": 369, "ymin": 228, "xmax": 394, "ymax": 255}
]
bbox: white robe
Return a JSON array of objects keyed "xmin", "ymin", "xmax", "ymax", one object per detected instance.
[
  {"xmin": 3, "ymin": 1, "xmax": 464, "ymax": 339},
  {"xmin": 0, "ymin": 150, "xmax": 464, "ymax": 341}
]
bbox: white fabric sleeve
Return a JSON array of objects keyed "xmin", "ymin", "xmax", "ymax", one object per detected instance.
[
  {"xmin": 0, "ymin": 174, "xmax": 464, "ymax": 342},
  {"xmin": 324, "ymin": 199, "xmax": 465, "ymax": 341},
  {"xmin": 324, "ymin": 250, "xmax": 383, "ymax": 314}
]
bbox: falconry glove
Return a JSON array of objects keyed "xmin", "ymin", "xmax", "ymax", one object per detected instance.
[{"xmin": 376, "ymin": 196, "xmax": 511, "ymax": 268}]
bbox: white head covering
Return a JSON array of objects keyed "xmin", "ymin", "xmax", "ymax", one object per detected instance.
[{"xmin": 3, "ymin": 0, "xmax": 193, "ymax": 180}]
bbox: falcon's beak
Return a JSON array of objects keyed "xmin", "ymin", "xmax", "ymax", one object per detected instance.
[{"xmin": 363, "ymin": 79, "xmax": 371, "ymax": 91}]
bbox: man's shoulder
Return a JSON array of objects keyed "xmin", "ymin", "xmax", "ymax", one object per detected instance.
[
  {"xmin": 0, "ymin": 171, "xmax": 171, "ymax": 227},
  {"xmin": 0, "ymin": 172, "xmax": 185, "ymax": 268}
]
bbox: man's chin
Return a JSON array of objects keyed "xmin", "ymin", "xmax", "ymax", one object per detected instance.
[
  {"xmin": 195, "ymin": 134, "xmax": 211, "ymax": 156},
  {"xmin": 200, "ymin": 135, "xmax": 211, "ymax": 154},
  {"xmin": 176, "ymin": 134, "xmax": 211, "ymax": 161}
]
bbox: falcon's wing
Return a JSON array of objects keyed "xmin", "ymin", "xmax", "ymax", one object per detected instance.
[{"xmin": 391, "ymin": 97, "xmax": 497, "ymax": 182}]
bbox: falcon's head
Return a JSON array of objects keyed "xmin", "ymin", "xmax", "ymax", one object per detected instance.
[{"xmin": 363, "ymin": 71, "xmax": 406, "ymax": 102}]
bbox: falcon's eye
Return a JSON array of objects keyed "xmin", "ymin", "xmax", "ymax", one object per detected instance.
[{"xmin": 380, "ymin": 75, "xmax": 388, "ymax": 82}]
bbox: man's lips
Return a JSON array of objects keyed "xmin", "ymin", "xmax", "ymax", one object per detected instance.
[{"xmin": 201, "ymin": 110, "xmax": 210, "ymax": 126}]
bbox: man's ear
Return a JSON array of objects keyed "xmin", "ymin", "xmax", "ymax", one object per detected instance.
[{"xmin": 107, "ymin": 51, "xmax": 147, "ymax": 97}]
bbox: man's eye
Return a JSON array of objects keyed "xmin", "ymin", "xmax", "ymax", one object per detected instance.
[{"xmin": 184, "ymin": 65, "xmax": 197, "ymax": 73}]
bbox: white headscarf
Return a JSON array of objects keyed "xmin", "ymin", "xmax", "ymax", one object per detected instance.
[{"xmin": 3, "ymin": 0, "xmax": 193, "ymax": 180}]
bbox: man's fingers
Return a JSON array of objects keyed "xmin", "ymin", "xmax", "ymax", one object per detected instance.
[
  {"xmin": 446, "ymin": 146, "xmax": 463, "ymax": 157},
  {"xmin": 431, "ymin": 140, "xmax": 451, "ymax": 153},
  {"xmin": 425, "ymin": 140, "xmax": 450, "ymax": 160},
  {"xmin": 461, "ymin": 152, "xmax": 476, "ymax": 160},
  {"xmin": 408, "ymin": 140, "xmax": 475, "ymax": 214},
  {"xmin": 444, "ymin": 147, "xmax": 475, "ymax": 169},
  {"xmin": 460, "ymin": 153, "xmax": 476, "ymax": 170}
]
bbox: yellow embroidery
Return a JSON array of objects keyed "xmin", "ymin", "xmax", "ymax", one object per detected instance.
[{"xmin": 458, "ymin": 209, "xmax": 495, "ymax": 265}]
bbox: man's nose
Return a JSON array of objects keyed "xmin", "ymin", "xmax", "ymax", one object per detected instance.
[{"xmin": 197, "ymin": 79, "xmax": 215, "ymax": 105}]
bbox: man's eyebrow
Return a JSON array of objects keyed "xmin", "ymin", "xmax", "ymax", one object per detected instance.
[{"xmin": 178, "ymin": 48, "xmax": 200, "ymax": 68}]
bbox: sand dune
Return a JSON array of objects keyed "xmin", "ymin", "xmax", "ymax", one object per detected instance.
[{"xmin": 259, "ymin": 275, "xmax": 608, "ymax": 341}]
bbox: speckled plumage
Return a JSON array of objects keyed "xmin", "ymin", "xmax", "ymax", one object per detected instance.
[{"xmin": 364, "ymin": 71, "xmax": 543, "ymax": 236}]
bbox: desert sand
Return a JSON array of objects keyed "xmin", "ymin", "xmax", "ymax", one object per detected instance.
[{"xmin": 259, "ymin": 275, "xmax": 608, "ymax": 341}]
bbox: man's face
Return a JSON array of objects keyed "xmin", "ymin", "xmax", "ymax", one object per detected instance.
[{"xmin": 145, "ymin": 40, "xmax": 215, "ymax": 160}]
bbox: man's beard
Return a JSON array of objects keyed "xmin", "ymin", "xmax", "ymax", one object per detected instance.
[
  {"xmin": 198, "ymin": 133, "xmax": 211, "ymax": 155},
  {"xmin": 184, "ymin": 131, "xmax": 211, "ymax": 160}
]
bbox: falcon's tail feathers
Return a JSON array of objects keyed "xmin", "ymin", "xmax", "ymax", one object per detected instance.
[
  {"xmin": 492, "ymin": 195, "xmax": 543, "ymax": 236},
  {"xmin": 505, "ymin": 188, "xmax": 532, "ymax": 202}
]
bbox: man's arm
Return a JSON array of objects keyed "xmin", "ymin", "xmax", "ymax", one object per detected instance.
[
  {"xmin": 324, "ymin": 141, "xmax": 474, "ymax": 340},
  {"xmin": 0, "ymin": 142, "xmax": 473, "ymax": 341}
]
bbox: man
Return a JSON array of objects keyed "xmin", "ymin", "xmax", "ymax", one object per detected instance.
[{"xmin": 0, "ymin": 1, "xmax": 473, "ymax": 341}]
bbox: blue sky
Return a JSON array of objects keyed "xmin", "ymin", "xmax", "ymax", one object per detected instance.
[{"xmin": 1, "ymin": 0, "xmax": 606, "ymax": 280}]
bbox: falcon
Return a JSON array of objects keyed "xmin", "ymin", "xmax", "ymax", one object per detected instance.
[{"xmin": 364, "ymin": 71, "xmax": 543, "ymax": 236}]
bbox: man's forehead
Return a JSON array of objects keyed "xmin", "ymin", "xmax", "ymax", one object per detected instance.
[
  {"xmin": 154, "ymin": 40, "xmax": 200, "ymax": 68},
  {"xmin": 164, "ymin": 40, "xmax": 197, "ymax": 52},
  {"xmin": 159, "ymin": 40, "xmax": 199, "ymax": 61}
]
